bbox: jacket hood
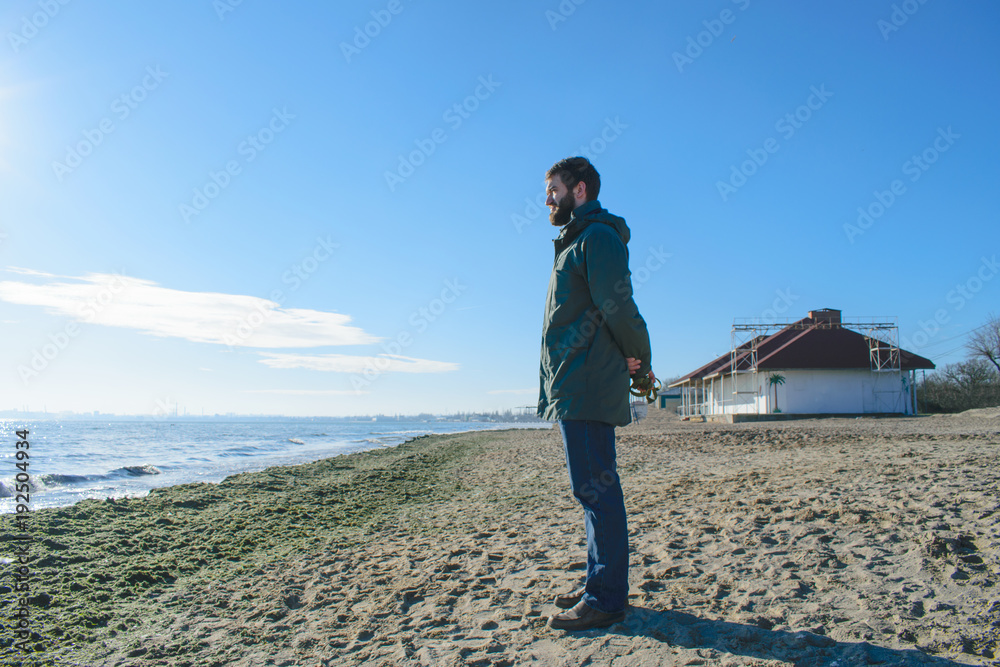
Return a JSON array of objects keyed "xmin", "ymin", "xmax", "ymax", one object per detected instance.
[
  {"xmin": 586, "ymin": 210, "xmax": 630, "ymax": 245},
  {"xmin": 562, "ymin": 200, "xmax": 631, "ymax": 245}
]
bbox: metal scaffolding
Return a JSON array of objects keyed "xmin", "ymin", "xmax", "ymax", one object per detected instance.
[
  {"xmin": 677, "ymin": 314, "xmax": 905, "ymax": 418},
  {"xmin": 860, "ymin": 317, "xmax": 903, "ymax": 412}
]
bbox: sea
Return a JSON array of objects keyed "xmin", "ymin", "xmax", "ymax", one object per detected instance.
[{"xmin": 0, "ymin": 419, "xmax": 546, "ymax": 514}]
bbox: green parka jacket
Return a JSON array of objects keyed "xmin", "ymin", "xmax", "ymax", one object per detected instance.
[{"xmin": 537, "ymin": 200, "xmax": 652, "ymax": 427}]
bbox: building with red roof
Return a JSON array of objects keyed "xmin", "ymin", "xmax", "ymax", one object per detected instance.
[{"xmin": 669, "ymin": 309, "xmax": 935, "ymax": 419}]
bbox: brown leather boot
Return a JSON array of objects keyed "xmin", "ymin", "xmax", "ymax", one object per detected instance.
[{"xmin": 547, "ymin": 600, "xmax": 625, "ymax": 631}]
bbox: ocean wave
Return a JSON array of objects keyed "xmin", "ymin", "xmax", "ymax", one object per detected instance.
[
  {"xmin": 112, "ymin": 465, "xmax": 161, "ymax": 477},
  {"xmin": 34, "ymin": 465, "xmax": 162, "ymax": 489},
  {"xmin": 37, "ymin": 473, "xmax": 96, "ymax": 486},
  {"xmin": 0, "ymin": 473, "xmax": 68, "ymax": 496},
  {"xmin": 218, "ymin": 445, "xmax": 268, "ymax": 457},
  {"xmin": 350, "ymin": 437, "xmax": 397, "ymax": 445},
  {"xmin": 0, "ymin": 477, "xmax": 50, "ymax": 495}
]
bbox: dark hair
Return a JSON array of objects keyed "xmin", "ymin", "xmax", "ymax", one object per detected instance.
[{"xmin": 546, "ymin": 157, "xmax": 600, "ymax": 202}]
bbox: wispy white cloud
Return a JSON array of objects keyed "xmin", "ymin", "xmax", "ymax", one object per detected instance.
[
  {"xmin": 4, "ymin": 266, "xmax": 61, "ymax": 278},
  {"xmin": 0, "ymin": 270, "xmax": 377, "ymax": 348},
  {"xmin": 242, "ymin": 388, "xmax": 369, "ymax": 395},
  {"xmin": 487, "ymin": 388, "xmax": 537, "ymax": 395},
  {"xmin": 258, "ymin": 352, "xmax": 459, "ymax": 374}
]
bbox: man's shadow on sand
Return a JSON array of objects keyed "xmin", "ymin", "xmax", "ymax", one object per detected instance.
[{"xmin": 596, "ymin": 606, "xmax": 976, "ymax": 667}]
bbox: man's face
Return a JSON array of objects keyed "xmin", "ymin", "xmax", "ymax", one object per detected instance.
[{"xmin": 545, "ymin": 175, "xmax": 577, "ymax": 227}]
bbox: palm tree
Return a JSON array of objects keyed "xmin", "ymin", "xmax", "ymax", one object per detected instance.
[{"xmin": 768, "ymin": 373, "xmax": 786, "ymax": 413}]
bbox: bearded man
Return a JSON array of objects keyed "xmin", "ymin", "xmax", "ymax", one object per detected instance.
[{"xmin": 538, "ymin": 156, "xmax": 655, "ymax": 631}]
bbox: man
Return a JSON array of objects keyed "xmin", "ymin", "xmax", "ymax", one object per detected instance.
[{"xmin": 537, "ymin": 156, "xmax": 654, "ymax": 631}]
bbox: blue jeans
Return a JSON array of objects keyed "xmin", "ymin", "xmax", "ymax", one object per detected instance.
[{"xmin": 557, "ymin": 419, "xmax": 628, "ymax": 614}]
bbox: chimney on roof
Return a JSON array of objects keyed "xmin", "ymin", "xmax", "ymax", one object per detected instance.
[{"xmin": 809, "ymin": 309, "xmax": 842, "ymax": 326}]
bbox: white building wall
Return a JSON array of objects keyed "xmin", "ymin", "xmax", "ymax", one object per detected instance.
[
  {"xmin": 708, "ymin": 369, "xmax": 914, "ymax": 415},
  {"xmin": 711, "ymin": 373, "xmax": 766, "ymax": 414},
  {"xmin": 781, "ymin": 369, "xmax": 912, "ymax": 414}
]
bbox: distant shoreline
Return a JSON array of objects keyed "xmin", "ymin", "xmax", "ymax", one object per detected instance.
[
  {"xmin": 0, "ymin": 421, "xmax": 549, "ymax": 515},
  {"xmin": 0, "ymin": 412, "xmax": 548, "ymax": 423}
]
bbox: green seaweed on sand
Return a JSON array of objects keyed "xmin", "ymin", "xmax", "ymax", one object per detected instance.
[{"xmin": 0, "ymin": 430, "xmax": 497, "ymax": 664}]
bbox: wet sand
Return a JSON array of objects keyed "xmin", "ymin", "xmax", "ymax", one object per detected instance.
[{"xmin": 3, "ymin": 410, "xmax": 999, "ymax": 666}]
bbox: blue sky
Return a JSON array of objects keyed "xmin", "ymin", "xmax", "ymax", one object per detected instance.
[{"xmin": 1, "ymin": 0, "xmax": 997, "ymax": 416}]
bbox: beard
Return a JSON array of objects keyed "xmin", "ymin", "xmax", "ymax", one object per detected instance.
[{"xmin": 548, "ymin": 191, "xmax": 576, "ymax": 227}]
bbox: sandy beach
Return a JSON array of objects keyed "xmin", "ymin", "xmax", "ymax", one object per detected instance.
[{"xmin": 3, "ymin": 409, "xmax": 999, "ymax": 666}]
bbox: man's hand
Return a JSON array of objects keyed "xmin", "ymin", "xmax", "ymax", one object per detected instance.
[{"xmin": 626, "ymin": 358, "xmax": 655, "ymax": 384}]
